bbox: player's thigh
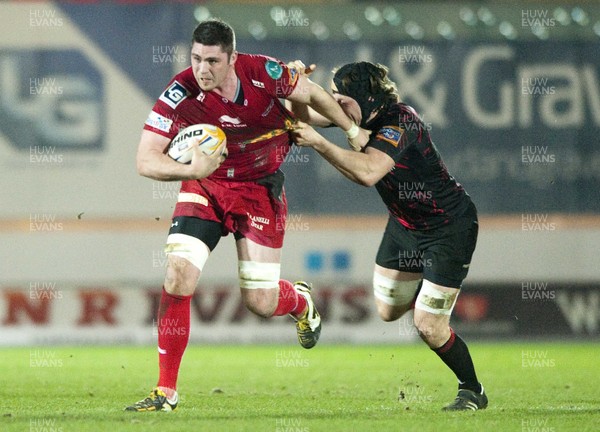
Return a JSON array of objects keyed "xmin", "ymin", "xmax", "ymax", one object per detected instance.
[
  {"xmin": 374, "ymin": 218, "xmax": 423, "ymax": 319},
  {"xmin": 233, "ymin": 176, "xmax": 286, "ymax": 303},
  {"xmin": 163, "ymin": 216, "xmax": 222, "ymax": 295},
  {"xmin": 413, "ymin": 222, "xmax": 475, "ymax": 346},
  {"xmin": 236, "ymin": 236, "xmax": 282, "ymax": 263}
]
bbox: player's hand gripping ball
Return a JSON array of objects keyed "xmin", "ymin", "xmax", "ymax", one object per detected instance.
[{"xmin": 168, "ymin": 124, "xmax": 227, "ymax": 164}]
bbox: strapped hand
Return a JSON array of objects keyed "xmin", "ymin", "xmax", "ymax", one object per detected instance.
[{"xmin": 287, "ymin": 60, "xmax": 316, "ymax": 77}]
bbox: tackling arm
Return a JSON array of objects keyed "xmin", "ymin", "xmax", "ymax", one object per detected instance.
[{"xmin": 292, "ymin": 121, "xmax": 394, "ymax": 187}]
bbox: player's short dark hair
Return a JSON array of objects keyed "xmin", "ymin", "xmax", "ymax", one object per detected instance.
[{"xmin": 192, "ymin": 18, "xmax": 236, "ymax": 57}]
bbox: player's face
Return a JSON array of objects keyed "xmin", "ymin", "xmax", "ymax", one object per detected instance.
[{"xmin": 190, "ymin": 43, "xmax": 236, "ymax": 91}]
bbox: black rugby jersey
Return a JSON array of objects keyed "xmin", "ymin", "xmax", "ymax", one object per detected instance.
[{"xmin": 366, "ymin": 103, "xmax": 473, "ymax": 230}]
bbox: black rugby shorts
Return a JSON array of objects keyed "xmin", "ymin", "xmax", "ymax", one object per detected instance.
[{"xmin": 375, "ymin": 208, "xmax": 478, "ymax": 288}]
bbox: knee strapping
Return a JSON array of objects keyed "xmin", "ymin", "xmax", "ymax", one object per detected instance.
[
  {"xmin": 164, "ymin": 233, "xmax": 210, "ymax": 271},
  {"xmin": 415, "ymin": 280, "xmax": 459, "ymax": 315},
  {"xmin": 373, "ymin": 272, "xmax": 421, "ymax": 306},
  {"xmin": 238, "ymin": 261, "xmax": 280, "ymax": 289}
]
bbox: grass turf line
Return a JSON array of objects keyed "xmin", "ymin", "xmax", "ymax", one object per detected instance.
[{"xmin": 3, "ymin": 343, "xmax": 597, "ymax": 432}]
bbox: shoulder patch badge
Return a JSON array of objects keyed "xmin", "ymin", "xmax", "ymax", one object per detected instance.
[
  {"xmin": 265, "ymin": 60, "xmax": 283, "ymax": 80},
  {"xmin": 375, "ymin": 126, "xmax": 403, "ymax": 147},
  {"xmin": 159, "ymin": 81, "xmax": 187, "ymax": 109}
]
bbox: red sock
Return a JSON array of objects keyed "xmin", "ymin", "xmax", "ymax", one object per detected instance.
[
  {"xmin": 156, "ymin": 287, "xmax": 191, "ymax": 391},
  {"xmin": 272, "ymin": 280, "xmax": 307, "ymax": 317}
]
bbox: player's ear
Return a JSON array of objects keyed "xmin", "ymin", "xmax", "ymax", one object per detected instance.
[{"xmin": 229, "ymin": 51, "xmax": 238, "ymax": 65}]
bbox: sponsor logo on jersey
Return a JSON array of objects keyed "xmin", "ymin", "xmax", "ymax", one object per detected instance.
[
  {"xmin": 218, "ymin": 115, "xmax": 246, "ymax": 127},
  {"xmin": 265, "ymin": 60, "xmax": 283, "ymax": 80},
  {"xmin": 261, "ymin": 99, "xmax": 275, "ymax": 117},
  {"xmin": 376, "ymin": 126, "xmax": 403, "ymax": 147},
  {"xmin": 197, "ymin": 91, "xmax": 205, "ymax": 103},
  {"xmin": 252, "ymin": 79, "xmax": 265, "ymax": 88},
  {"xmin": 145, "ymin": 110, "xmax": 173, "ymax": 133},
  {"xmin": 159, "ymin": 80, "xmax": 187, "ymax": 109}
]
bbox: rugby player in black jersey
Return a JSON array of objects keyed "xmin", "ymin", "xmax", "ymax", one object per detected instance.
[{"xmin": 290, "ymin": 61, "xmax": 487, "ymax": 411}]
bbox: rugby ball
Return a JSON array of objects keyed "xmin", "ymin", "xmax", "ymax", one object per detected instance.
[{"xmin": 167, "ymin": 124, "xmax": 226, "ymax": 163}]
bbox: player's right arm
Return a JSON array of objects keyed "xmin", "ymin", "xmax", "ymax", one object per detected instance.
[
  {"xmin": 292, "ymin": 121, "xmax": 393, "ymax": 187},
  {"xmin": 136, "ymin": 129, "xmax": 226, "ymax": 181}
]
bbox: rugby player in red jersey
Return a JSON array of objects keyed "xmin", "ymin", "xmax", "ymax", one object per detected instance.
[
  {"xmin": 125, "ymin": 19, "xmax": 368, "ymax": 412},
  {"xmin": 291, "ymin": 62, "xmax": 487, "ymax": 411}
]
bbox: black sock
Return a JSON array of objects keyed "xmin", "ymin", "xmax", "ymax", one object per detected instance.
[{"xmin": 432, "ymin": 328, "xmax": 481, "ymax": 393}]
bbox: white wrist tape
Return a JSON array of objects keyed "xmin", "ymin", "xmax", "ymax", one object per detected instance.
[{"xmin": 345, "ymin": 123, "xmax": 359, "ymax": 139}]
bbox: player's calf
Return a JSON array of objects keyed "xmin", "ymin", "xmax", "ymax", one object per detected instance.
[{"xmin": 241, "ymin": 287, "xmax": 278, "ymax": 318}]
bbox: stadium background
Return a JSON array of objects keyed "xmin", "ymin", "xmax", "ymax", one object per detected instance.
[{"xmin": 1, "ymin": 0, "xmax": 599, "ymax": 346}]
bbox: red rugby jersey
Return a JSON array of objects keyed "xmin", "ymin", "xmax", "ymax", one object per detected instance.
[{"xmin": 143, "ymin": 53, "xmax": 299, "ymax": 181}]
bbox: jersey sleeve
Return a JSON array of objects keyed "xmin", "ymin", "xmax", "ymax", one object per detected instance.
[
  {"xmin": 366, "ymin": 105, "xmax": 429, "ymax": 160},
  {"xmin": 249, "ymin": 55, "xmax": 299, "ymax": 99},
  {"xmin": 365, "ymin": 125, "xmax": 407, "ymax": 161},
  {"xmin": 143, "ymin": 77, "xmax": 191, "ymax": 139}
]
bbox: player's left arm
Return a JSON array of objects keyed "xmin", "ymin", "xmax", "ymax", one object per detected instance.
[
  {"xmin": 292, "ymin": 120, "xmax": 393, "ymax": 186},
  {"xmin": 284, "ymin": 62, "xmax": 331, "ymax": 127},
  {"xmin": 285, "ymin": 99, "xmax": 331, "ymax": 127}
]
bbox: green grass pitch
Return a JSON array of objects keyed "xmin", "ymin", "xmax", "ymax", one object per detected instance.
[{"xmin": 4, "ymin": 343, "xmax": 597, "ymax": 431}]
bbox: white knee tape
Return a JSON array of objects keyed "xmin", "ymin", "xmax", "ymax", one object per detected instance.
[
  {"xmin": 415, "ymin": 280, "xmax": 459, "ymax": 315},
  {"xmin": 373, "ymin": 273, "xmax": 421, "ymax": 306},
  {"xmin": 164, "ymin": 233, "xmax": 210, "ymax": 271},
  {"xmin": 238, "ymin": 261, "xmax": 280, "ymax": 290}
]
